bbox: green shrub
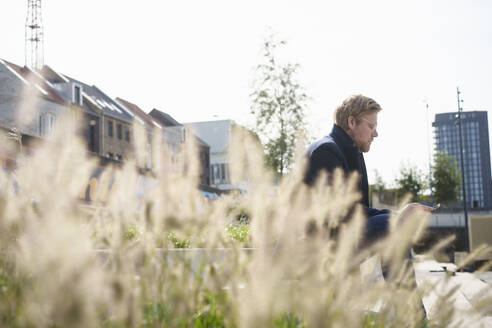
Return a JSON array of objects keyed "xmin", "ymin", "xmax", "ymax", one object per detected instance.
[
  {"xmin": 273, "ymin": 313, "xmax": 305, "ymax": 328},
  {"xmin": 168, "ymin": 232, "xmax": 191, "ymax": 248},
  {"xmin": 225, "ymin": 223, "xmax": 250, "ymax": 244},
  {"xmin": 123, "ymin": 224, "xmax": 140, "ymax": 241},
  {"xmin": 193, "ymin": 292, "xmax": 227, "ymax": 328}
]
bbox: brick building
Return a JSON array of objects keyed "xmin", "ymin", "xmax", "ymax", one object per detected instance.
[{"xmin": 39, "ymin": 66, "xmax": 135, "ymax": 161}]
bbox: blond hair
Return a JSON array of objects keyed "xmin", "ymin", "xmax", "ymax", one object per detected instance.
[{"xmin": 334, "ymin": 94, "xmax": 382, "ymax": 131}]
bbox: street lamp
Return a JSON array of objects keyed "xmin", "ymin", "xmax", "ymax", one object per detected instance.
[
  {"xmin": 456, "ymin": 87, "xmax": 470, "ymax": 253},
  {"xmin": 423, "ymin": 99, "xmax": 434, "ymax": 204}
]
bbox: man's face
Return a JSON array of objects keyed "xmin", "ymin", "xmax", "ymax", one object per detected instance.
[{"xmin": 347, "ymin": 112, "xmax": 379, "ymax": 153}]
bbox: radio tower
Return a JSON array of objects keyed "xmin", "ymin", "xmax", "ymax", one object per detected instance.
[{"xmin": 25, "ymin": 0, "xmax": 44, "ymax": 69}]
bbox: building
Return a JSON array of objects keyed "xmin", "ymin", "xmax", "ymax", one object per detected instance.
[
  {"xmin": 185, "ymin": 120, "xmax": 249, "ymax": 192},
  {"xmin": 116, "ymin": 97, "xmax": 162, "ymax": 170},
  {"xmin": 0, "ymin": 59, "xmax": 68, "ymax": 139},
  {"xmin": 149, "ymin": 109, "xmax": 211, "ymax": 186},
  {"xmin": 0, "ymin": 59, "xmax": 136, "ymax": 170},
  {"xmin": 195, "ymin": 136, "xmax": 211, "ymax": 186},
  {"xmin": 39, "ymin": 65, "xmax": 102, "ymax": 154},
  {"xmin": 149, "ymin": 109, "xmax": 185, "ymax": 155},
  {"xmin": 0, "ymin": 59, "xmax": 75, "ymax": 169},
  {"xmin": 433, "ymin": 111, "xmax": 492, "ymax": 208},
  {"xmin": 39, "ymin": 65, "xmax": 135, "ymax": 162}
]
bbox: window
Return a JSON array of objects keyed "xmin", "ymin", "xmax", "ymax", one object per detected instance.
[
  {"xmin": 73, "ymin": 84, "xmax": 83, "ymax": 105},
  {"xmin": 107, "ymin": 121, "xmax": 113, "ymax": 137},
  {"xmin": 117, "ymin": 123, "xmax": 122, "ymax": 140},
  {"xmin": 39, "ymin": 113, "xmax": 55, "ymax": 136},
  {"xmin": 125, "ymin": 128, "xmax": 130, "ymax": 142},
  {"xmin": 220, "ymin": 164, "xmax": 225, "ymax": 183},
  {"xmin": 211, "ymin": 164, "xmax": 226, "ymax": 185},
  {"xmin": 146, "ymin": 142, "xmax": 152, "ymax": 169},
  {"xmin": 216, "ymin": 163, "xmax": 229, "ymax": 183},
  {"xmin": 88, "ymin": 121, "xmax": 97, "ymax": 152}
]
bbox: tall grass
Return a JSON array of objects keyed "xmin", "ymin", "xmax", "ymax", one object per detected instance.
[{"xmin": 0, "ymin": 102, "xmax": 490, "ymax": 327}]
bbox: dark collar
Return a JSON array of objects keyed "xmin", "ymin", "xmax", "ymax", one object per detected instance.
[{"xmin": 330, "ymin": 124, "xmax": 359, "ymax": 155}]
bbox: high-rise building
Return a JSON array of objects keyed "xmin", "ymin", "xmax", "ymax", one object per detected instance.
[{"xmin": 433, "ymin": 111, "xmax": 492, "ymax": 208}]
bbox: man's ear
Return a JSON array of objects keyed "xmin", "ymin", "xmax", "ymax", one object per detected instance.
[{"xmin": 347, "ymin": 115, "xmax": 356, "ymax": 130}]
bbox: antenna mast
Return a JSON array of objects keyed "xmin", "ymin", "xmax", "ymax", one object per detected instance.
[{"xmin": 25, "ymin": 0, "xmax": 44, "ymax": 69}]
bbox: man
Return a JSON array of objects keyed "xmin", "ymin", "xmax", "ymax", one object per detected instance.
[
  {"xmin": 304, "ymin": 94, "xmax": 430, "ymax": 319},
  {"xmin": 304, "ymin": 94, "xmax": 431, "ymax": 243}
]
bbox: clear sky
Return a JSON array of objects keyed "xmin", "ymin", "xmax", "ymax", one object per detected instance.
[{"xmin": 2, "ymin": 0, "xmax": 492, "ymax": 186}]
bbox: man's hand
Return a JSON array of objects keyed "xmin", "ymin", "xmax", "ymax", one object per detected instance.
[{"xmin": 398, "ymin": 203, "xmax": 432, "ymax": 222}]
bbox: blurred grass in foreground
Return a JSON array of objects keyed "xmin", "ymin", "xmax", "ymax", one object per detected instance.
[{"xmin": 0, "ymin": 111, "xmax": 490, "ymax": 328}]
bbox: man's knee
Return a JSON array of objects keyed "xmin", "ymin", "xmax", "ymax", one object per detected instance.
[{"xmin": 365, "ymin": 214, "xmax": 389, "ymax": 244}]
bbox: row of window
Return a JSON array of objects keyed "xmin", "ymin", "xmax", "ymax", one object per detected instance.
[
  {"xmin": 460, "ymin": 165, "xmax": 483, "ymax": 178},
  {"xmin": 437, "ymin": 130, "xmax": 480, "ymax": 138},
  {"xmin": 467, "ymin": 175, "xmax": 483, "ymax": 184},
  {"xmin": 437, "ymin": 138, "xmax": 480, "ymax": 147},
  {"xmin": 440, "ymin": 138, "xmax": 478, "ymax": 147},
  {"xmin": 437, "ymin": 144, "xmax": 481, "ymax": 159},
  {"xmin": 437, "ymin": 145, "xmax": 481, "ymax": 156},
  {"xmin": 458, "ymin": 191, "xmax": 484, "ymax": 207},
  {"xmin": 444, "ymin": 113, "xmax": 482, "ymax": 120},
  {"xmin": 435, "ymin": 123, "xmax": 481, "ymax": 138},
  {"xmin": 436, "ymin": 150, "xmax": 482, "ymax": 166},
  {"xmin": 467, "ymin": 183, "xmax": 484, "ymax": 192},
  {"xmin": 107, "ymin": 120, "xmax": 130, "ymax": 142},
  {"xmin": 38, "ymin": 113, "xmax": 132, "ymax": 145},
  {"xmin": 438, "ymin": 121, "xmax": 480, "ymax": 130},
  {"xmin": 465, "ymin": 175, "xmax": 483, "ymax": 185}
]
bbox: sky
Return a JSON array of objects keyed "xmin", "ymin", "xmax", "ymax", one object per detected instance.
[{"xmin": 2, "ymin": 0, "xmax": 492, "ymax": 186}]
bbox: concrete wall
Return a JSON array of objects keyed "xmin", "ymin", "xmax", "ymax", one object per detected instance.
[{"xmin": 428, "ymin": 209, "xmax": 492, "ymax": 228}]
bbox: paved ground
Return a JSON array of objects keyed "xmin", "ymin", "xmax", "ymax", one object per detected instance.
[
  {"xmin": 360, "ymin": 256, "xmax": 492, "ymax": 326},
  {"xmin": 479, "ymin": 271, "xmax": 492, "ymax": 285},
  {"xmin": 414, "ymin": 259, "xmax": 492, "ymax": 328}
]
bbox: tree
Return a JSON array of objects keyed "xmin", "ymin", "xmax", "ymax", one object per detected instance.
[
  {"xmin": 250, "ymin": 32, "xmax": 309, "ymax": 177},
  {"xmin": 432, "ymin": 150, "xmax": 461, "ymax": 205},
  {"xmin": 395, "ymin": 163, "xmax": 427, "ymax": 202},
  {"xmin": 373, "ymin": 169, "xmax": 386, "ymax": 195}
]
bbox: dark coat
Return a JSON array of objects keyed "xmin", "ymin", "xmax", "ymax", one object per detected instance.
[{"xmin": 304, "ymin": 124, "xmax": 389, "ymax": 218}]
